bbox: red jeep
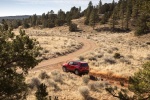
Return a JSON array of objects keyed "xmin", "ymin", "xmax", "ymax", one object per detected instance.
[{"xmin": 62, "ymin": 61, "xmax": 89, "ymax": 75}]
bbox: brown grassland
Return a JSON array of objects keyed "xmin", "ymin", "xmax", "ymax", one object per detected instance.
[{"xmin": 14, "ymin": 17, "xmax": 150, "ymax": 100}]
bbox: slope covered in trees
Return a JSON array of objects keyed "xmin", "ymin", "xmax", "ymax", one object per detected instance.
[{"xmin": 1, "ymin": 0, "xmax": 149, "ymax": 35}]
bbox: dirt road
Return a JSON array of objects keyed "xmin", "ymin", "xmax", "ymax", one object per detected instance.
[{"xmin": 32, "ymin": 37, "xmax": 97, "ymax": 71}]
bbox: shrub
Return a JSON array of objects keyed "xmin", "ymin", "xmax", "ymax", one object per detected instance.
[
  {"xmin": 38, "ymin": 71, "xmax": 50, "ymax": 80},
  {"xmin": 29, "ymin": 78, "xmax": 41, "ymax": 89},
  {"xmin": 69, "ymin": 23, "xmax": 77, "ymax": 32},
  {"xmin": 79, "ymin": 56, "xmax": 84, "ymax": 61},
  {"xmin": 88, "ymin": 56, "xmax": 97, "ymax": 61},
  {"xmin": 120, "ymin": 58, "xmax": 131, "ymax": 64},
  {"xmin": 88, "ymin": 81, "xmax": 104, "ymax": 92},
  {"xmin": 52, "ymin": 73, "xmax": 63, "ymax": 84},
  {"xmin": 104, "ymin": 57, "xmax": 116, "ymax": 64},
  {"xmin": 35, "ymin": 83, "xmax": 48, "ymax": 100},
  {"xmin": 47, "ymin": 79, "xmax": 60, "ymax": 91},
  {"xmin": 129, "ymin": 62, "xmax": 150, "ymax": 99},
  {"xmin": 146, "ymin": 54, "xmax": 150, "ymax": 60},
  {"xmin": 78, "ymin": 86, "xmax": 89, "ymax": 99},
  {"xmin": 51, "ymin": 70, "xmax": 59, "ymax": 76},
  {"xmin": 82, "ymin": 75, "xmax": 90, "ymax": 85},
  {"xmin": 113, "ymin": 53, "xmax": 121, "ymax": 59}
]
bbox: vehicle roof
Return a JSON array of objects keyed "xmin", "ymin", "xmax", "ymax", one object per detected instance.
[{"xmin": 70, "ymin": 60, "xmax": 87, "ymax": 63}]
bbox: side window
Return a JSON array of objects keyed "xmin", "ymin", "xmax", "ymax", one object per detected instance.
[
  {"xmin": 69, "ymin": 62, "xmax": 73, "ymax": 65},
  {"xmin": 73, "ymin": 62, "xmax": 78, "ymax": 65}
]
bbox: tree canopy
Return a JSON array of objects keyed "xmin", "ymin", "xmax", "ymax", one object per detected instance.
[{"xmin": 0, "ymin": 26, "xmax": 41, "ymax": 99}]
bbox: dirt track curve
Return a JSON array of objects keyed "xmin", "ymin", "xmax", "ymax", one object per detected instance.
[{"xmin": 32, "ymin": 37, "xmax": 97, "ymax": 71}]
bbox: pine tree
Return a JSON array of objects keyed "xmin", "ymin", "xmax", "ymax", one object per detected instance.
[
  {"xmin": 35, "ymin": 83, "xmax": 48, "ymax": 100},
  {"xmin": 110, "ymin": 6, "xmax": 118, "ymax": 31},
  {"xmin": 98, "ymin": 0, "xmax": 102, "ymax": 14},
  {"xmin": 129, "ymin": 62, "xmax": 150, "ymax": 99},
  {"xmin": 84, "ymin": 1, "xmax": 93, "ymax": 25},
  {"xmin": 0, "ymin": 28, "xmax": 41, "ymax": 99},
  {"xmin": 135, "ymin": 0, "xmax": 150, "ymax": 35},
  {"xmin": 120, "ymin": 0, "xmax": 125, "ymax": 30},
  {"xmin": 125, "ymin": 0, "xmax": 132, "ymax": 30},
  {"xmin": 89, "ymin": 8, "xmax": 99, "ymax": 29}
]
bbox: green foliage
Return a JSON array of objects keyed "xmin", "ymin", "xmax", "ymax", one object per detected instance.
[
  {"xmin": 135, "ymin": 14, "xmax": 149, "ymax": 36},
  {"xmin": 109, "ymin": 6, "xmax": 118, "ymax": 31},
  {"xmin": 23, "ymin": 19, "xmax": 30, "ymax": 28},
  {"xmin": 114, "ymin": 53, "xmax": 121, "ymax": 59},
  {"xmin": 129, "ymin": 62, "xmax": 150, "ymax": 99},
  {"xmin": 69, "ymin": 23, "xmax": 77, "ymax": 32},
  {"xmin": 89, "ymin": 8, "xmax": 99, "ymax": 29},
  {"xmin": 79, "ymin": 56, "xmax": 84, "ymax": 61},
  {"xmin": 106, "ymin": 86, "xmax": 131, "ymax": 100},
  {"xmin": 39, "ymin": 71, "xmax": 50, "ymax": 80},
  {"xmin": 35, "ymin": 83, "xmax": 48, "ymax": 100},
  {"xmin": 0, "ymin": 27, "xmax": 41, "ymax": 99},
  {"xmin": 98, "ymin": 0, "xmax": 102, "ymax": 14},
  {"xmin": 101, "ymin": 12, "xmax": 110, "ymax": 24},
  {"xmin": 84, "ymin": 1, "xmax": 93, "ymax": 25},
  {"xmin": 106, "ymin": 61, "xmax": 150, "ymax": 100}
]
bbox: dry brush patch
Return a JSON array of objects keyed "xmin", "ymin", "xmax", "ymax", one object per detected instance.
[
  {"xmin": 26, "ymin": 70, "xmax": 119, "ymax": 100},
  {"xmin": 18, "ymin": 29, "xmax": 84, "ymax": 60},
  {"xmin": 78, "ymin": 32, "xmax": 150, "ymax": 78}
]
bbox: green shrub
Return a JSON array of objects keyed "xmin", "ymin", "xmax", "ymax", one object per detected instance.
[
  {"xmin": 114, "ymin": 53, "xmax": 121, "ymax": 59},
  {"xmin": 69, "ymin": 23, "xmax": 77, "ymax": 32},
  {"xmin": 38, "ymin": 71, "xmax": 50, "ymax": 80},
  {"xmin": 79, "ymin": 56, "xmax": 84, "ymax": 61},
  {"xmin": 29, "ymin": 78, "xmax": 41, "ymax": 89},
  {"xmin": 35, "ymin": 83, "xmax": 48, "ymax": 100},
  {"xmin": 129, "ymin": 62, "xmax": 150, "ymax": 99}
]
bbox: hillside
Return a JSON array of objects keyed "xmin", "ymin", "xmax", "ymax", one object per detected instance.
[
  {"xmin": 12, "ymin": 17, "xmax": 148, "ymax": 100},
  {"xmin": 0, "ymin": 15, "xmax": 30, "ymax": 22}
]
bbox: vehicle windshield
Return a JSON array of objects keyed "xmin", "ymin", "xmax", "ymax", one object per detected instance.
[{"xmin": 80, "ymin": 63, "xmax": 88, "ymax": 67}]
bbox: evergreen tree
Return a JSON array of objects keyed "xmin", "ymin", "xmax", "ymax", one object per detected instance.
[
  {"xmin": 35, "ymin": 83, "xmax": 48, "ymax": 100},
  {"xmin": 135, "ymin": 0, "xmax": 150, "ymax": 35},
  {"xmin": 98, "ymin": 0, "xmax": 102, "ymax": 14},
  {"xmin": 0, "ymin": 28, "xmax": 41, "ymax": 99},
  {"xmin": 125, "ymin": 0, "xmax": 132, "ymax": 30},
  {"xmin": 84, "ymin": 1, "xmax": 93, "ymax": 25},
  {"xmin": 129, "ymin": 62, "xmax": 150, "ymax": 99},
  {"xmin": 89, "ymin": 7, "xmax": 99, "ymax": 29},
  {"xmin": 110, "ymin": 6, "xmax": 118, "ymax": 31},
  {"xmin": 120, "ymin": 0, "xmax": 125, "ymax": 30}
]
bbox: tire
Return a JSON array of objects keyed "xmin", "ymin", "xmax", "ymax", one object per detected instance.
[
  {"xmin": 62, "ymin": 66, "xmax": 67, "ymax": 72},
  {"xmin": 75, "ymin": 70, "xmax": 79, "ymax": 75}
]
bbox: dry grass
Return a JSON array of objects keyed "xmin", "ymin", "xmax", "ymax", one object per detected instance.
[
  {"xmin": 13, "ymin": 17, "xmax": 150, "ymax": 99},
  {"xmin": 13, "ymin": 28, "xmax": 83, "ymax": 61},
  {"xmin": 78, "ymin": 32, "xmax": 150, "ymax": 77},
  {"xmin": 26, "ymin": 70, "xmax": 118, "ymax": 100}
]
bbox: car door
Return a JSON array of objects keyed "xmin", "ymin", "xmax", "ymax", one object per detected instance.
[{"xmin": 68, "ymin": 61, "xmax": 74, "ymax": 70}]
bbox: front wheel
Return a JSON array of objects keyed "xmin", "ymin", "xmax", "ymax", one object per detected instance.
[
  {"xmin": 75, "ymin": 70, "xmax": 79, "ymax": 75},
  {"xmin": 62, "ymin": 66, "xmax": 67, "ymax": 72}
]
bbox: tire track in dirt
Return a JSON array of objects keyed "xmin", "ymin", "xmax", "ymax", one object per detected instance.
[{"xmin": 31, "ymin": 37, "xmax": 97, "ymax": 71}]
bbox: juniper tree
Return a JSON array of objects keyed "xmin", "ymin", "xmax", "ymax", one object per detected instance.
[
  {"xmin": 89, "ymin": 7, "xmax": 99, "ymax": 29},
  {"xmin": 35, "ymin": 83, "xmax": 48, "ymax": 100},
  {"xmin": 0, "ymin": 27, "xmax": 41, "ymax": 100}
]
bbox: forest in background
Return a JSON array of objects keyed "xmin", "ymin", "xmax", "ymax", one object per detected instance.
[{"xmin": 1, "ymin": 0, "xmax": 150, "ymax": 35}]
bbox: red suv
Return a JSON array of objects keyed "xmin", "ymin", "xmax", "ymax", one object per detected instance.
[{"xmin": 62, "ymin": 61, "xmax": 89, "ymax": 75}]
